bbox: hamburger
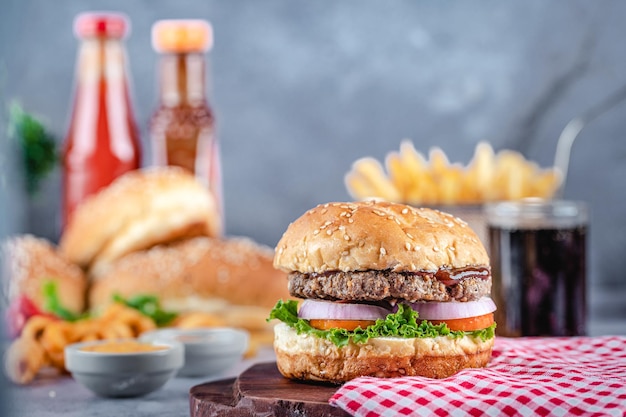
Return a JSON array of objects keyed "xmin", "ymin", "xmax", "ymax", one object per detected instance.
[
  {"xmin": 59, "ymin": 166, "xmax": 222, "ymax": 277},
  {"xmin": 88, "ymin": 236, "xmax": 290, "ymax": 325},
  {"xmin": 1, "ymin": 235, "xmax": 87, "ymax": 338},
  {"xmin": 269, "ymin": 200, "xmax": 496, "ymax": 383},
  {"xmin": 54, "ymin": 167, "xmax": 293, "ymax": 354}
]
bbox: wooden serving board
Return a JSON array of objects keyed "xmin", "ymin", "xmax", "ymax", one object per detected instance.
[{"xmin": 189, "ymin": 362, "xmax": 350, "ymax": 416}]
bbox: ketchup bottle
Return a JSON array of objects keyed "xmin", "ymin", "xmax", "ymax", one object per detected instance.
[
  {"xmin": 149, "ymin": 20, "xmax": 223, "ymax": 223},
  {"xmin": 62, "ymin": 12, "xmax": 141, "ymax": 228}
]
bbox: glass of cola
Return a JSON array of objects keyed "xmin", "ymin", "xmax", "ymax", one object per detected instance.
[{"xmin": 485, "ymin": 199, "xmax": 588, "ymax": 337}]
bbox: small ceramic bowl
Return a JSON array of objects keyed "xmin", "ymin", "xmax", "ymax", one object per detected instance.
[
  {"xmin": 140, "ymin": 327, "xmax": 249, "ymax": 377},
  {"xmin": 64, "ymin": 339, "xmax": 183, "ymax": 398}
]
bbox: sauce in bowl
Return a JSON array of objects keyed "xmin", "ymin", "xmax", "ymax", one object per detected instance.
[{"xmin": 80, "ymin": 341, "xmax": 168, "ymax": 353}]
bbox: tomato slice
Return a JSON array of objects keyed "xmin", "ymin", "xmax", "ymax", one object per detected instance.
[
  {"xmin": 428, "ymin": 313, "xmax": 494, "ymax": 332},
  {"xmin": 308, "ymin": 314, "xmax": 494, "ymax": 332},
  {"xmin": 308, "ymin": 319, "xmax": 376, "ymax": 331},
  {"xmin": 5, "ymin": 296, "xmax": 55, "ymax": 339}
]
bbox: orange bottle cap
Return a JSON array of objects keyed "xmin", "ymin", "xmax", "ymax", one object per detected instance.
[
  {"xmin": 152, "ymin": 19, "xmax": 213, "ymax": 53},
  {"xmin": 74, "ymin": 12, "xmax": 129, "ymax": 39}
]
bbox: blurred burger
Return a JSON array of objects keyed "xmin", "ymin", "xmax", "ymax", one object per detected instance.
[
  {"xmin": 89, "ymin": 235, "xmax": 291, "ymax": 352},
  {"xmin": 1, "ymin": 235, "xmax": 87, "ymax": 338},
  {"xmin": 89, "ymin": 236, "xmax": 290, "ymax": 322},
  {"xmin": 269, "ymin": 201, "xmax": 496, "ymax": 383},
  {"xmin": 59, "ymin": 166, "xmax": 222, "ymax": 277}
]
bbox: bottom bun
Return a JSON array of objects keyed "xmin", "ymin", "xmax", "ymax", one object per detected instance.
[{"xmin": 273, "ymin": 323, "xmax": 494, "ymax": 383}]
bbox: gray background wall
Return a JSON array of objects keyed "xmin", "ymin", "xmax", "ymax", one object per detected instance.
[{"xmin": 1, "ymin": 1, "xmax": 625, "ymax": 331}]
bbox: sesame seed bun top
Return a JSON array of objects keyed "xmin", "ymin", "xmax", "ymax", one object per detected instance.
[
  {"xmin": 273, "ymin": 201, "xmax": 489, "ymax": 274},
  {"xmin": 59, "ymin": 167, "xmax": 222, "ymax": 276},
  {"xmin": 2, "ymin": 234, "xmax": 87, "ymax": 314}
]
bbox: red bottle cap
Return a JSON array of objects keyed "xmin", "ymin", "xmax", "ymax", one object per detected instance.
[{"xmin": 74, "ymin": 12, "xmax": 129, "ymax": 38}]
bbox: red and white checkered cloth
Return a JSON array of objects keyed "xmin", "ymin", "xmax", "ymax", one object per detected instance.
[{"xmin": 330, "ymin": 336, "xmax": 626, "ymax": 417}]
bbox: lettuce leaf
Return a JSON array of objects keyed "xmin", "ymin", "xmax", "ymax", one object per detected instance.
[
  {"xmin": 267, "ymin": 299, "xmax": 496, "ymax": 347},
  {"xmin": 42, "ymin": 280, "xmax": 88, "ymax": 321},
  {"xmin": 113, "ymin": 294, "xmax": 177, "ymax": 327}
]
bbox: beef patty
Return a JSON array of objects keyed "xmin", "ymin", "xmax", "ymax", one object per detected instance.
[{"xmin": 288, "ymin": 267, "xmax": 491, "ymax": 303}]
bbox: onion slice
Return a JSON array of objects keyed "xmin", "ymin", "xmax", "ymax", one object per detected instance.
[
  {"xmin": 411, "ymin": 297, "xmax": 496, "ymax": 320},
  {"xmin": 298, "ymin": 299, "xmax": 392, "ymax": 321}
]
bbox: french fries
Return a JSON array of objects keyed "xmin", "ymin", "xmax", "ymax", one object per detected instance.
[
  {"xmin": 345, "ymin": 158, "xmax": 402, "ymax": 202},
  {"xmin": 345, "ymin": 141, "xmax": 561, "ymax": 204}
]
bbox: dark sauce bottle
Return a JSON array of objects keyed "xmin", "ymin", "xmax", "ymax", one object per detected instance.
[{"xmin": 149, "ymin": 20, "xmax": 223, "ymax": 225}]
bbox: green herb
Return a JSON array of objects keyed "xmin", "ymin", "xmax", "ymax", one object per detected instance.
[
  {"xmin": 42, "ymin": 280, "xmax": 88, "ymax": 321},
  {"xmin": 268, "ymin": 299, "xmax": 496, "ymax": 347},
  {"xmin": 113, "ymin": 294, "xmax": 178, "ymax": 327},
  {"xmin": 8, "ymin": 102, "xmax": 59, "ymax": 195}
]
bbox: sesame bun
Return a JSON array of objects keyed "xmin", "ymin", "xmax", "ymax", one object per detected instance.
[
  {"xmin": 274, "ymin": 201, "xmax": 489, "ymax": 274},
  {"xmin": 273, "ymin": 323, "xmax": 494, "ymax": 383},
  {"xmin": 1, "ymin": 235, "xmax": 87, "ymax": 313},
  {"xmin": 89, "ymin": 236, "xmax": 290, "ymax": 316},
  {"xmin": 59, "ymin": 167, "xmax": 222, "ymax": 276}
]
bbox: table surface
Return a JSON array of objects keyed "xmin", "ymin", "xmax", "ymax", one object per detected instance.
[
  {"xmin": 5, "ymin": 320, "xmax": 626, "ymax": 417},
  {"xmin": 4, "ymin": 347, "xmax": 277, "ymax": 417}
]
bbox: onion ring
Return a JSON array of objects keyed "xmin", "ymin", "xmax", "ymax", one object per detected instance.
[
  {"xmin": 411, "ymin": 297, "xmax": 496, "ymax": 320},
  {"xmin": 298, "ymin": 299, "xmax": 392, "ymax": 321}
]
